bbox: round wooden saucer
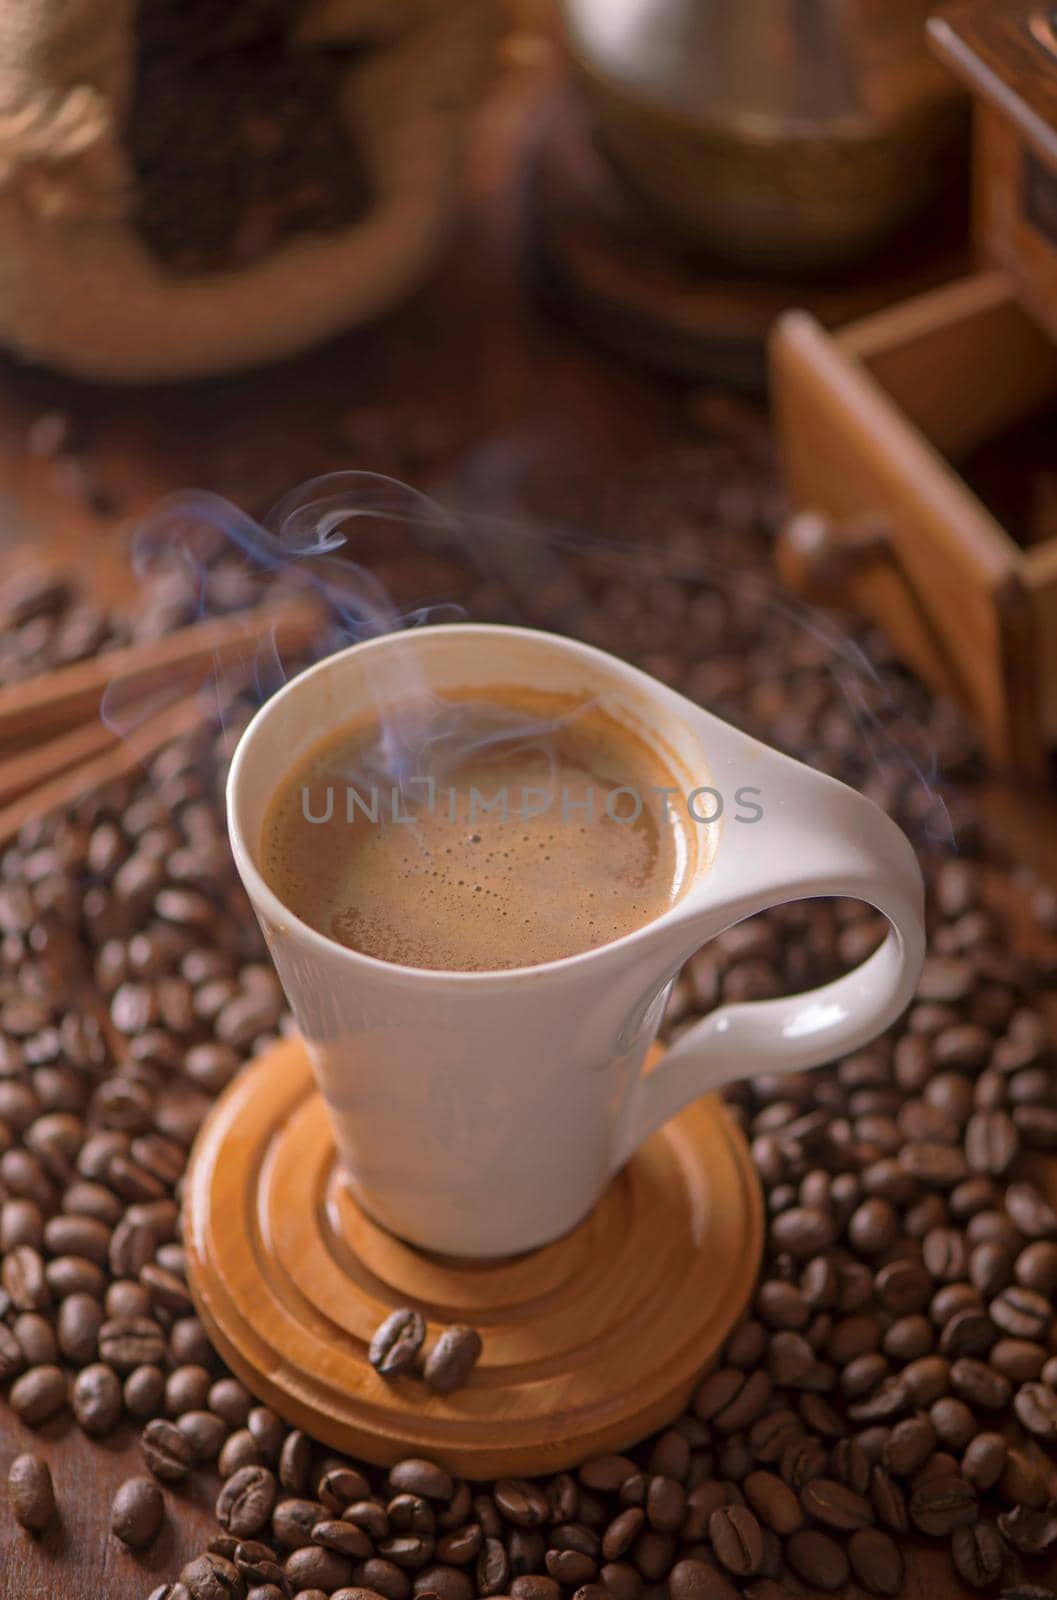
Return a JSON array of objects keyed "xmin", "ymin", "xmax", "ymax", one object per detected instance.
[{"xmin": 183, "ymin": 1037, "xmax": 762, "ymax": 1477}]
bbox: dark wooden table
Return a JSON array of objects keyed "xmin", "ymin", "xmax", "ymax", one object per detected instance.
[{"xmin": 0, "ymin": 48, "xmax": 1055, "ymax": 1600}]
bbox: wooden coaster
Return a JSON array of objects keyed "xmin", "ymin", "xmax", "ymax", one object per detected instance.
[
  {"xmin": 524, "ymin": 92, "xmax": 970, "ymax": 391},
  {"xmin": 183, "ymin": 1037, "xmax": 763, "ymax": 1477}
]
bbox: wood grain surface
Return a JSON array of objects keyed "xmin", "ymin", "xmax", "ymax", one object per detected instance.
[{"xmin": 0, "ymin": 37, "xmax": 1055, "ymax": 1600}]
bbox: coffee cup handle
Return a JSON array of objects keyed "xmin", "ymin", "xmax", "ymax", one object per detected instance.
[{"xmin": 611, "ymin": 767, "xmax": 927, "ymax": 1172}]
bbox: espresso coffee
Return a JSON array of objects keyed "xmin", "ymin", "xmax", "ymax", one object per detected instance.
[{"xmin": 261, "ymin": 686, "xmax": 695, "ymax": 971}]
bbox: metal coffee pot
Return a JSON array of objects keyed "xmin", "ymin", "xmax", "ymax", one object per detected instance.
[{"xmin": 560, "ymin": 0, "xmax": 968, "ymax": 271}]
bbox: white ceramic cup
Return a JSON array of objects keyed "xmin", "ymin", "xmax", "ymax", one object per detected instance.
[{"xmin": 227, "ymin": 623, "xmax": 926, "ymax": 1257}]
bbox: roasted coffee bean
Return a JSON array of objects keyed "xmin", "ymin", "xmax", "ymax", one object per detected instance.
[
  {"xmin": 181, "ymin": 1552, "xmax": 243, "ymax": 1600},
  {"xmin": 11, "ymin": 1363, "xmax": 66, "ymax": 1424},
  {"xmin": 882, "ymin": 1416, "xmax": 937, "ymax": 1477},
  {"xmin": 952, "ymin": 1522, "xmax": 1007, "ymax": 1589},
  {"xmin": 991, "ymin": 1338, "xmax": 1046, "ymax": 1381},
  {"xmin": 630, "ymin": 1527, "xmax": 675, "ymax": 1580},
  {"xmin": 930, "ymin": 1396, "xmax": 976, "ymax": 1450},
  {"xmin": 412, "ymin": 1567, "xmax": 474, "ymax": 1600},
  {"xmin": 99, "ymin": 1314, "xmax": 166, "ymax": 1372},
  {"xmin": 713, "ymin": 1370, "xmax": 771, "ymax": 1432},
  {"xmin": 884, "ymin": 1314, "xmax": 932, "ymax": 1361},
  {"xmin": 909, "ymin": 1475, "xmax": 977, "ymax": 1536},
  {"xmin": 389, "ymin": 1460, "xmax": 453, "ymax": 1504},
  {"xmin": 645, "ymin": 1475, "xmax": 685, "ymax": 1533},
  {"xmin": 601, "ymin": 1508, "xmax": 644, "ymax": 1560},
  {"xmin": 647, "ymin": 1429, "xmax": 691, "ymax": 1482},
  {"xmin": 125, "ymin": 1363, "xmax": 166, "ymax": 1420},
  {"xmin": 318, "ymin": 1467, "xmax": 370, "ymax": 1512},
  {"xmin": 785, "ymin": 1529, "xmax": 849, "ymax": 1592},
  {"xmin": 209, "ymin": 1378, "xmax": 254, "ymax": 1428},
  {"xmin": 903, "ymin": 1354, "xmax": 950, "ymax": 1405},
  {"xmin": 509, "ymin": 1581, "xmax": 560, "ymax": 1600},
  {"xmin": 869, "ymin": 1468, "xmax": 908, "ymax": 1534},
  {"xmin": 847, "ymin": 1377, "xmax": 911, "ymax": 1423},
  {"xmin": 388, "ymin": 1494, "xmax": 435, "ymax": 1536},
  {"xmin": 3, "ymin": 1244, "xmax": 49, "ymax": 1310},
  {"xmin": 272, "ymin": 1497, "xmax": 326, "ymax": 1551},
  {"xmin": 847, "ymin": 1528, "xmax": 903, "ymax": 1597},
  {"xmin": 991, "ymin": 1286, "xmax": 1052, "ymax": 1340},
  {"xmin": 246, "ymin": 1405, "xmax": 284, "ymax": 1463},
  {"xmin": 286, "ymin": 1547, "xmax": 356, "ymax": 1592},
  {"xmin": 476, "ymin": 1535, "xmax": 510, "ymax": 1594},
  {"xmin": 72, "ymin": 1360, "xmax": 122, "ymax": 1436},
  {"xmin": 1015, "ymin": 1240, "xmax": 1057, "ymax": 1293},
  {"xmin": 0, "ymin": 1320, "xmax": 24, "ymax": 1382},
  {"xmin": 313, "ymin": 1518, "xmax": 374, "ymax": 1558},
  {"xmin": 831, "ymin": 1439, "xmax": 871, "ymax": 1497},
  {"xmin": 54, "ymin": 1289, "xmax": 103, "ymax": 1365},
  {"xmin": 8, "ymin": 1452, "xmax": 56, "ymax": 1533},
  {"xmin": 962, "ymin": 1433, "xmax": 1007, "ymax": 1492},
  {"xmin": 424, "ymin": 1326, "xmax": 482, "ymax": 1394},
  {"xmin": 800, "ymin": 1478, "xmax": 873, "ymax": 1531},
  {"xmin": 741, "ymin": 1471, "xmax": 802, "ymax": 1536},
  {"xmin": 950, "ymin": 1358, "xmax": 1011, "ymax": 1410},
  {"xmin": 546, "ymin": 1548, "xmax": 597, "ymax": 1586},
  {"xmin": 999, "ymin": 1506, "xmax": 1057, "ymax": 1556},
  {"xmin": 142, "ymin": 1418, "xmax": 195, "ymax": 1482},
  {"xmin": 965, "ymin": 1111, "xmax": 1019, "ymax": 1176},
  {"xmin": 667, "ymin": 1560, "xmax": 739, "ymax": 1600},
  {"xmin": 111, "ymin": 1475, "xmax": 164, "ymax": 1549},
  {"xmin": 370, "ymin": 1309, "xmax": 427, "ymax": 1377},
  {"xmin": 780, "ymin": 1435, "xmax": 828, "ymax": 1490},
  {"xmin": 494, "ymin": 1478, "xmax": 549, "ymax": 1527},
  {"xmin": 345, "ymin": 1501, "xmax": 391, "ymax": 1541},
  {"xmin": 179, "ymin": 1410, "xmax": 228, "ymax": 1464},
  {"xmin": 708, "ymin": 1505, "xmax": 763, "ymax": 1576},
  {"xmin": 580, "ymin": 1456, "xmax": 638, "ymax": 1493},
  {"xmin": 940, "ymin": 1305, "xmax": 996, "ymax": 1358},
  {"xmin": 900, "ymin": 1142, "xmax": 969, "ymax": 1188},
  {"xmin": 599, "ymin": 1563, "xmax": 642, "ymax": 1600},
  {"xmin": 749, "ymin": 1409, "xmax": 802, "ymax": 1465},
  {"xmin": 277, "ymin": 1429, "xmax": 311, "ymax": 1495},
  {"xmin": 756, "ymin": 1281, "xmax": 809, "ymax": 1330},
  {"xmin": 769, "ymin": 1208, "xmax": 836, "ymax": 1259},
  {"xmin": 1013, "ymin": 1381, "xmax": 1057, "ymax": 1438},
  {"xmin": 1006, "ymin": 1182, "xmax": 1057, "ymax": 1239}
]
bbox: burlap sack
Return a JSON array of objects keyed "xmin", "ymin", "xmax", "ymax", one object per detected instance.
[{"xmin": 0, "ymin": 0, "xmax": 492, "ymax": 380}]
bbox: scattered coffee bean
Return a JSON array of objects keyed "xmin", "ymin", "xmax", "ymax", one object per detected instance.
[
  {"xmin": 10, "ymin": 1363, "xmax": 66, "ymax": 1424},
  {"xmin": 952, "ymin": 1521, "xmax": 1006, "ymax": 1588},
  {"xmin": 8, "ymin": 1453, "xmax": 56, "ymax": 1533},
  {"xmin": 111, "ymin": 1475, "xmax": 164, "ymax": 1549},
  {"xmin": 142, "ymin": 1417, "xmax": 195, "ymax": 1482},
  {"xmin": 909, "ymin": 1475, "xmax": 978, "ymax": 1536},
  {"xmin": 708, "ymin": 1505, "xmax": 763, "ymax": 1576},
  {"xmin": 785, "ymin": 1529, "xmax": 850, "ymax": 1591},
  {"xmin": 848, "ymin": 1528, "xmax": 903, "ymax": 1596},
  {"xmin": 72, "ymin": 1361, "xmax": 122, "ymax": 1436}
]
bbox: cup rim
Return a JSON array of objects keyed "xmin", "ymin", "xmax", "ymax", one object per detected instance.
[{"xmin": 226, "ymin": 621, "xmax": 716, "ymax": 986}]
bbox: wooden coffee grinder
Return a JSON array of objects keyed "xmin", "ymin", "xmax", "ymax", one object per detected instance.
[{"xmin": 772, "ymin": 0, "xmax": 1057, "ymax": 779}]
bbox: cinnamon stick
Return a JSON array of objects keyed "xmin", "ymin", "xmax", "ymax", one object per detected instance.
[
  {"xmin": 0, "ymin": 691, "xmax": 209, "ymax": 846},
  {"xmin": 0, "ymin": 592, "xmax": 323, "ymax": 748}
]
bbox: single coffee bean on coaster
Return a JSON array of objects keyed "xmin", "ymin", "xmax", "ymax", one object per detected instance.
[
  {"xmin": 370, "ymin": 1309, "xmax": 427, "ymax": 1377},
  {"xmin": 423, "ymin": 1326, "xmax": 483, "ymax": 1394}
]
